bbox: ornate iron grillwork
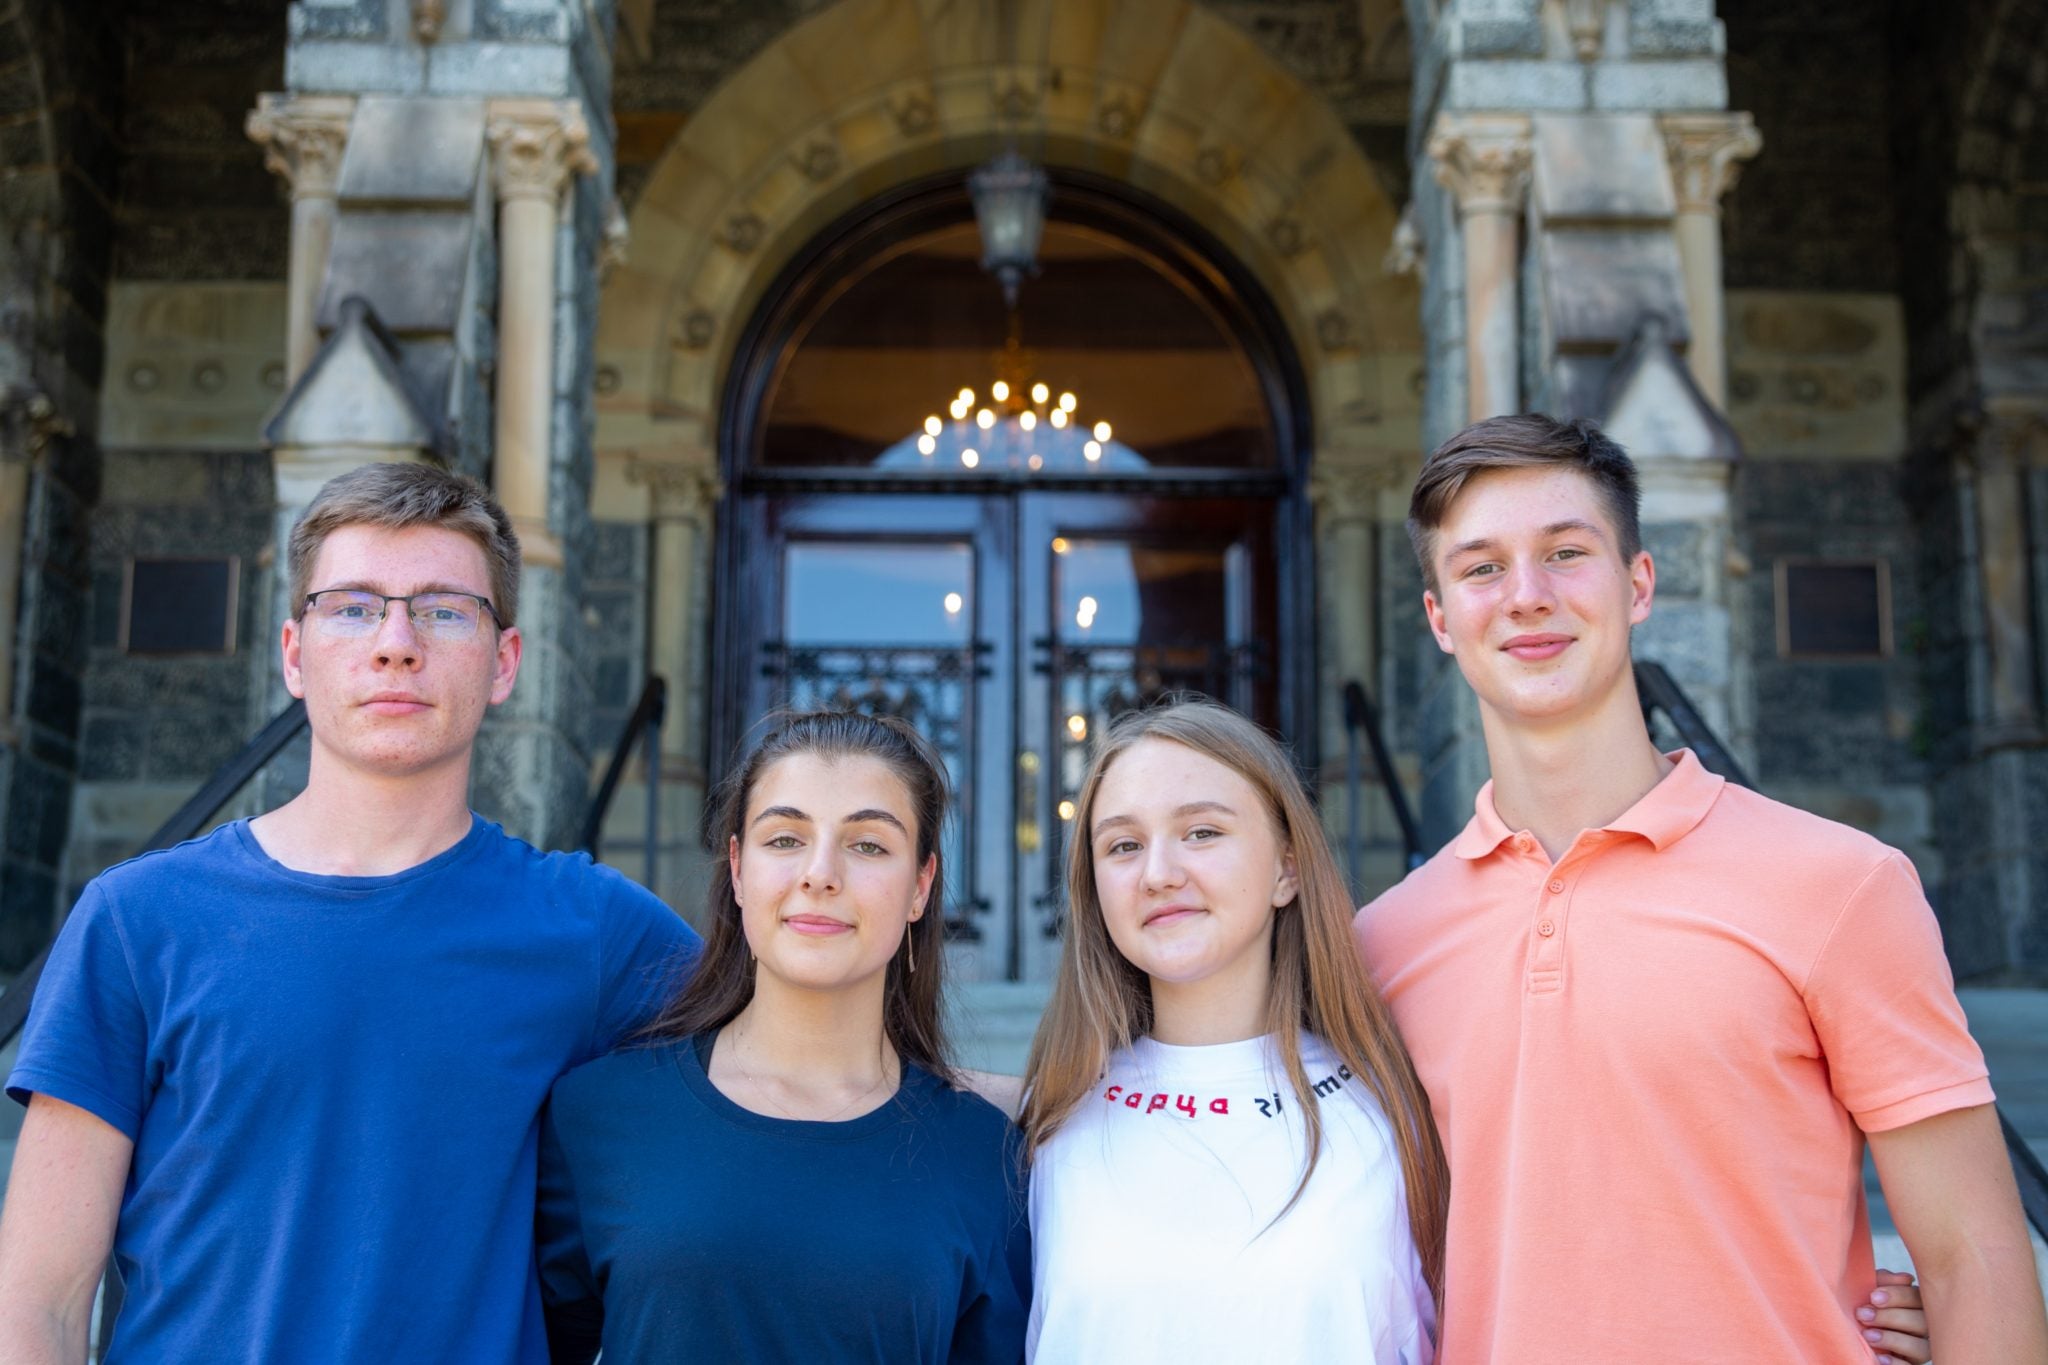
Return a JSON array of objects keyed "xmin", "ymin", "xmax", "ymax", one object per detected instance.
[
  {"xmin": 1033, "ymin": 639, "xmax": 1265, "ymax": 937},
  {"xmin": 759, "ymin": 641, "xmax": 993, "ymax": 939}
]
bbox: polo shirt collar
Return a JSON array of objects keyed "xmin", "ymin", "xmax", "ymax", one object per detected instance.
[{"xmin": 1452, "ymin": 748, "xmax": 1727, "ymax": 860}]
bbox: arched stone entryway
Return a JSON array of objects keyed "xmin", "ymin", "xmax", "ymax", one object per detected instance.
[{"xmin": 593, "ymin": 0, "xmax": 1424, "ymax": 920}]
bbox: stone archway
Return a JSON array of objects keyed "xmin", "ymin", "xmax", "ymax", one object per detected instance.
[
  {"xmin": 591, "ymin": 0, "xmax": 1423, "ymax": 913},
  {"xmin": 593, "ymin": 0, "xmax": 1422, "ymax": 470}
]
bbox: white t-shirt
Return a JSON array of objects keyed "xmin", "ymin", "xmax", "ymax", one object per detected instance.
[{"xmin": 1028, "ymin": 1032, "xmax": 1435, "ymax": 1365}]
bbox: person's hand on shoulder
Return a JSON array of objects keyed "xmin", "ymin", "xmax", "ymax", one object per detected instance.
[{"xmin": 1858, "ymin": 1268, "xmax": 1928, "ymax": 1364}]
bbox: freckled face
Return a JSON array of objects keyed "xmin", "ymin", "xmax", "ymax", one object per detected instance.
[
  {"xmin": 729, "ymin": 753, "xmax": 935, "ymax": 995},
  {"xmin": 282, "ymin": 524, "xmax": 520, "ymax": 781},
  {"xmin": 1422, "ymin": 465, "xmax": 1653, "ymax": 730},
  {"xmin": 1088, "ymin": 739, "xmax": 1298, "ymax": 996}
]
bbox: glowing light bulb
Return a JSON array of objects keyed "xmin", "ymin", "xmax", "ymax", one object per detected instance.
[
  {"xmin": 1027, "ymin": 454, "xmax": 1043, "ymax": 471},
  {"xmin": 925, "ymin": 415, "xmax": 942, "ymax": 436},
  {"xmin": 1019, "ymin": 410, "xmax": 1037, "ymax": 431},
  {"xmin": 1067, "ymin": 713, "xmax": 1088, "ymax": 741},
  {"xmin": 961, "ymin": 448, "xmax": 980, "ymax": 468},
  {"xmin": 1059, "ymin": 392, "xmax": 1077, "ymax": 412},
  {"xmin": 943, "ymin": 591, "xmax": 963, "ymax": 615},
  {"xmin": 1050, "ymin": 409, "xmax": 1069, "ymax": 429},
  {"xmin": 958, "ymin": 387, "xmax": 975, "ymax": 405},
  {"xmin": 1058, "ymin": 800, "xmax": 1076, "ymax": 821},
  {"xmin": 991, "ymin": 380, "xmax": 1010, "ymax": 402},
  {"xmin": 976, "ymin": 408, "xmax": 995, "ymax": 430},
  {"xmin": 1051, "ymin": 537, "xmax": 1070, "ymax": 554},
  {"xmin": 1084, "ymin": 440, "xmax": 1103, "ymax": 462},
  {"xmin": 1093, "ymin": 421, "xmax": 1112, "ymax": 442},
  {"xmin": 1031, "ymin": 382, "xmax": 1050, "ymax": 404},
  {"xmin": 917, "ymin": 434, "xmax": 936, "ymax": 455}
]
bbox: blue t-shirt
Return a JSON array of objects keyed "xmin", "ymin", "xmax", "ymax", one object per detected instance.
[
  {"xmin": 6, "ymin": 816, "xmax": 699, "ymax": 1365},
  {"xmin": 537, "ymin": 1032, "xmax": 1031, "ymax": 1364}
]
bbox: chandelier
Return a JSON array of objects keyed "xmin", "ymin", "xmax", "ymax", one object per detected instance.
[{"xmin": 888, "ymin": 150, "xmax": 1128, "ymax": 474}]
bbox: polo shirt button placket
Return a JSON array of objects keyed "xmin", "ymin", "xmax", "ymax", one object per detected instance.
[{"xmin": 1530, "ymin": 871, "xmax": 1569, "ymax": 994}]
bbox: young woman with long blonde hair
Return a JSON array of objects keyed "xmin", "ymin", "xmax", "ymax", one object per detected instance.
[{"xmin": 1020, "ymin": 698, "xmax": 1448, "ymax": 1362}]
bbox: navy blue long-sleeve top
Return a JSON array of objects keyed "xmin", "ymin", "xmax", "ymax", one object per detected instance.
[{"xmin": 535, "ymin": 1032, "xmax": 1030, "ymax": 1365}]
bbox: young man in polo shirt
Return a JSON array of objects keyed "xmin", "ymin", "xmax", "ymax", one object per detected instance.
[
  {"xmin": 0, "ymin": 463, "xmax": 697, "ymax": 1363},
  {"xmin": 1356, "ymin": 413, "xmax": 2047, "ymax": 1364}
]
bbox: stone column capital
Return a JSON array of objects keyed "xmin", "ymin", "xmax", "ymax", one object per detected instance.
[
  {"xmin": 1309, "ymin": 466, "xmax": 1391, "ymax": 523},
  {"xmin": 1427, "ymin": 113, "xmax": 1533, "ymax": 216},
  {"xmin": 629, "ymin": 459, "xmax": 723, "ymax": 521},
  {"xmin": 1660, "ymin": 112, "xmax": 1763, "ymax": 215},
  {"xmin": 246, "ymin": 94, "xmax": 356, "ymax": 199},
  {"xmin": 486, "ymin": 99, "xmax": 600, "ymax": 204}
]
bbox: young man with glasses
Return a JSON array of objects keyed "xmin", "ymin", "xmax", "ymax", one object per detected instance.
[
  {"xmin": 1356, "ymin": 413, "xmax": 2046, "ymax": 1364},
  {"xmin": 0, "ymin": 463, "xmax": 698, "ymax": 1362}
]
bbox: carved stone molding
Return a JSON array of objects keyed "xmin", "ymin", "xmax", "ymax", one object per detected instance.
[
  {"xmin": 246, "ymin": 94, "xmax": 356, "ymax": 199},
  {"xmin": 1309, "ymin": 466, "xmax": 1391, "ymax": 523},
  {"xmin": 485, "ymin": 100, "xmax": 599, "ymax": 204},
  {"xmin": 1660, "ymin": 113, "xmax": 1763, "ymax": 215},
  {"xmin": 0, "ymin": 388, "xmax": 72, "ymax": 463},
  {"xmin": 1427, "ymin": 113, "xmax": 1533, "ymax": 217},
  {"xmin": 629, "ymin": 458, "xmax": 723, "ymax": 521},
  {"xmin": 412, "ymin": 0, "xmax": 446, "ymax": 43}
]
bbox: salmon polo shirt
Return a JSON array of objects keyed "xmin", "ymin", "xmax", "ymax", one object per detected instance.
[{"xmin": 1355, "ymin": 750, "xmax": 1993, "ymax": 1365}]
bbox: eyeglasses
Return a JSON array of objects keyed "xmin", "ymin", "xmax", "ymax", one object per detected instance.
[{"xmin": 302, "ymin": 589, "xmax": 500, "ymax": 640}]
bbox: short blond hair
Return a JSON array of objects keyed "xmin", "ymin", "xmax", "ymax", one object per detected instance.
[{"xmin": 288, "ymin": 463, "xmax": 521, "ymax": 626}]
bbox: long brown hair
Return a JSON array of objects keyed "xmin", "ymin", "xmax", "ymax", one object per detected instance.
[
  {"xmin": 643, "ymin": 710, "xmax": 957, "ymax": 1083},
  {"xmin": 1019, "ymin": 699, "xmax": 1448, "ymax": 1298}
]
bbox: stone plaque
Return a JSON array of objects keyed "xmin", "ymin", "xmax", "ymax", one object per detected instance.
[
  {"xmin": 123, "ymin": 557, "xmax": 240, "ymax": 655},
  {"xmin": 1775, "ymin": 558, "xmax": 1890, "ymax": 659}
]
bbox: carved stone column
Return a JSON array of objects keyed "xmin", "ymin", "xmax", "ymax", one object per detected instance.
[
  {"xmin": 486, "ymin": 100, "xmax": 597, "ymax": 572},
  {"xmin": 1968, "ymin": 405, "xmax": 2044, "ymax": 745},
  {"xmin": 1429, "ymin": 113, "xmax": 1533, "ymax": 423},
  {"xmin": 0, "ymin": 393, "xmax": 70, "ymax": 736},
  {"xmin": 1312, "ymin": 467, "xmax": 1383, "ymax": 701},
  {"xmin": 247, "ymin": 95, "xmax": 355, "ymax": 383},
  {"xmin": 1661, "ymin": 113, "xmax": 1762, "ymax": 408},
  {"xmin": 635, "ymin": 460, "xmax": 721, "ymax": 764}
]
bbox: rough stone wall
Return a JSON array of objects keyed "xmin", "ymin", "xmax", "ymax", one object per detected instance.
[
  {"xmin": 116, "ymin": 1, "xmax": 286, "ymax": 282},
  {"xmin": 584, "ymin": 518, "xmax": 647, "ymax": 754},
  {"xmin": 68, "ymin": 449, "xmax": 274, "ymax": 899},
  {"xmin": 1888, "ymin": 0, "xmax": 2048, "ymax": 977},
  {"xmin": 0, "ymin": 0, "xmax": 122, "ymax": 970},
  {"xmin": 1735, "ymin": 459, "xmax": 1932, "ymax": 854},
  {"xmin": 1719, "ymin": 0, "xmax": 1898, "ymax": 294}
]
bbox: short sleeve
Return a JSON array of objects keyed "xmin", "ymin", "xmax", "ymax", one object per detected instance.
[
  {"xmin": 948, "ymin": 1124, "xmax": 1032, "ymax": 1365},
  {"xmin": 1803, "ymin": 851, "xmax": 1995, "ymax": 1132},
  {"xmin": 535, "ymin": 1097, "xmax": 604, "ymax": 1365},
  {"xmin": 588, "ymin": 880, "xmax": 700, "ymax": 1060},
  {"xmin": 5, "ymin": 883, "xmax": 151, "ymax": 1138}
]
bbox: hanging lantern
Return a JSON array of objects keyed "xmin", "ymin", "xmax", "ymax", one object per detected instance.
[{"xmin": 968, "ymin": 149, "xmax": 1052, "ymax": 308}]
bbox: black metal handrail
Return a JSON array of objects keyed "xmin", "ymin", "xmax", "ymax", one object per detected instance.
[
  {"xmin": 0, "ymin": 699, "xmax": 309, "ymax": 1050},
  {"xmin": 1638, "ymin": 660, "xmax": 2048, "ymax": 1243},
  {"xmin": 1340, "ymin": 679, "xmax": 1425, "ymax": 888},
  {"xmin": 1633, "ymin": 661, "xmax": 1753, "ymax": 787},
  {"xmin": 579, "ymin": 676, "xmax": 665, "ymax": 887}
]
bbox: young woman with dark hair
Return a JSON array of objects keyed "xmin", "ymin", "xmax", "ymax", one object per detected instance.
[
  {"xmin": 1020, "ymin": 698, "xmax": 1448, "ymax": 1363},
  {"xmin": 534, "ymin": 710, "xmax": 1029, "ymax": 1365}
]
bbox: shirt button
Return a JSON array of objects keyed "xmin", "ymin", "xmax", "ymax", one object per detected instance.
[
  {"xmin": 1514, "ymin": 834, "xmax": 1534, "ymax": 852},
  {"xmin": 1547, "ymin": 879, "xmax": 1565, "ymax": 894},
  {"xmin": 1538, "ymin": 919, "xmax": 1556, "ymax": 937}
]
